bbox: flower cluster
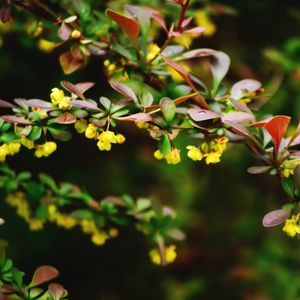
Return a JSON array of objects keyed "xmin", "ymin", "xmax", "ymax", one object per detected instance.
[
  {"xmin": 0, "ymin": 142, "xmax": 21, "ymax": 162},
  {"xmin": 282, "ymin": 213, "xmax": 300, "ymax": 237},
  {"xmin": 50, "ymin": 88, "xmax": 72, "ymax": 110},
  {"xmin": 154, "ymin": 148, "xmax": 181, "ymax": 165},
  {"xmin": 149, "ymin": 244, "xmax": 177, "ymax": 265},
  {"xmin": 83, "ymin": 123, "xmax": 125, "ymax": 151},
  {"xmin": 34, "ymin": 141, "xmax": 57, "ymax": 158},
  {"xmin": 187, "ymin": 137, "xmax": 229, "ymax": 165},
  {"xmin": 6, "ymin": 192, "xmax": 45, "ymax": 231}
]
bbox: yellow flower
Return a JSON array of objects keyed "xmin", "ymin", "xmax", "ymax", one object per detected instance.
[
  {"xmin": 165, "ymin": 148, "xmax": 181, "ymax": 165},
  {"xmin": 50, "ymin": 88, "xmax": 65, "ymax": 104},
  {"xmin": 97, "ymin": 131, "xmax": 118, "ymax": 151},
  {"xmin": 186, "ymin": 145, "xmax": 203, "ymax": 161},
  {"xmin": 92, "ymin": 231, "xmax": 108, "ymax": 246},
  {"xmin": 56, "ymin": 214, "xmax": 77, "ymax": 229},
  {"xmin": 20, "ymin": 136, "xmax": 34, "ymax": 149},
  {"xmin": 6, "ymin": 142, "xmax": 21, "ymax": 156},
  {"xmin": 71, "ymin": 29, "xmax": 81, "ymax": 39},
  {"xmin": 173, "ymin": 33, "xmax": 199, "ymax": 48},
  {"xmin": 80, "ymin": 219, "xmax": 97, "ymax": 234},
  {"xmin": 58, "ymin": 96, "xmax": 72, "ymax": 110},
  {"xmin": 0, "ymin": 144, "xmax": 8, "ymax": 162},
  {"xmin": 34, "ymin": 141, "xmax": 57, "ymax": 158},
  {"xmin": 109, "ymin": 228, "xmax": 119, "ymax": 238},
  {"xmin": 154, "ymin": 149, "xmax": 164, "ymax": 160},
  {"xmin": 205, "ymin": 152, "xmax": 221, "ymax": 164},
  {"xmin": 29, "ymin": 219, "xmax": 45, "ymax": 231},
  {"xmin": 116, "ymin": 134, "xmax": 125, "ymax": 144},
  {"xmin": 32, "ymin": 107, "xmax": 48, "ymax": 119},
  {"xmin": 48, "ymin": 205, "xmax": 58, "ymax": 222},
  {"xmin": 281, "ymin": 160, "xmax": 300, "ymax": 178},
  {"xmin": 38, "ymin": 39, "xmax": 58, "ymax": 53},
  {"xmin": 169, "ymin": 63, "xmax": 191, "ymax": 82},
  {"xmin": 149, "ymin": 245, "xmax": 177, "ymax": 265},
  {"xmin": 283, "ymin": 214, "xmax": 300, "ymax": 238},
  {"xmin": 85, "ymin": 124, "xmax": 98, "ymax": 139},
  {"xmin": 74, "ymin": 119, "xmax": 88, "ymax": 134},
  {"xmin": 194, "ymin": 10, "xmax": 216, "ymax": 37},
  {"xmin": 147, "ymin": 43, "xmax": 160, "ymax": 61},
  {"xmin": 7, "ymin": 193, "xmax": 31, "ymax": 222},
  {"xmin": 136, "ymin": 121, "xmax": 150, "ymax": 129}
]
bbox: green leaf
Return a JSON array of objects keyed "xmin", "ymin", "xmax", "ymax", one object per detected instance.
[
  {"xmin": 28, "ymin": 126, "xmax": 42, "ymax": 141},
  {"xmin": 39, "ymin": 174, "xmax": 58, "ymax": 193},
  {"xmin": 24, "ymin": 182, "xmax": 45, "ymax": 201},
  {"xmin": 158, "ymin": 134, "xmax": 171, "ymax": 155},
  {"xmin": 12, "ymin": 268, "xmax": 24, "ymax": 288},
  {"xmin": 17, "ymin": 171, "xmax": 32, "ymax": 181},
  {"xmin": 139, "ymin": 91, "xmax": 153, "ymax": 108},
  {"xmin": 160, "ymin": 97, "xmax": 176, "ymax": 122},
  {"xmin": 71, "ymin": 210, "xmax": 94, "ymax": 219},
  {"xmin": 282, "ymin": 178, "xmax": 294, "ymax": 198},
  {"xmin": 0, "ymin": 132, "xmax": 19, "ymax": 143}
]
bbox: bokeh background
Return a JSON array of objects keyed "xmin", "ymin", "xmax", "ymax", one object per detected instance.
[{"xmin": 1, "ymin": 0, "xmax": 300, "ymax": 299}]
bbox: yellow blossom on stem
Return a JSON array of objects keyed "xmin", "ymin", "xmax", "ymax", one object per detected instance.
[
  {"xmin": 38, "ymin": 39, "xmax": 58, "ymax": 53},
  {"xmin": 186, "ymin": 145, "xmax": 203, "ymax": 161},
  {"xmin": 29, "ymin": 219, "xmax": 45, "ymax": 231},
  {"xmin": 85, "ymin": 124, "xmax": 98, "ymax": 139},
  {"xmin": 281, "ymin": 160, "xmax": 300, "ymax": 178},
  {"xmin": 58, "ymin": 96, "xmax": 72, "ymax": 110},
  {"xmin": 20, "ymin": 136, "xmax": 34, "ymax": 149},
  {"xmin": 34, "ymin": 141, "xmax": 57, "ymax": 158},
  {"xmin": 6, "ymin": 142, "xmax": 21, "ymax": 156},
  {"xmin": 97, "ymin": 131, "xmax": 118, "ymax": 151},
  {"xmin": 154, "ymin": 149, "xmax": 164, "ymax": 160},
  {"xmin": 71, "ymin": 29, "xmax": 81, "ymax": 39},
  {"xmin": 56, "ymin": 215, "xmax": 77, "ymax": 229},
  {"xmin": 194, "ymin": 10, "xmax": 216, "ymax": 37},
  {"xmin": 80, "ymin": 219, "xmax": 97, "ymax": 234},
  {"xmin": 0, "ymin": 144, "xmax": 8, "ymax": 162},
  {"xmin": 283, "ymin": 214, "xmax": 300, "ymax": 237},
  {"xmin": 136, "ymin": 121, "xmax": 150, "ymax": 129},
  {"xmin": 116, "ymin": 134, "xmax": 126, "ymax": 144},
  {"xmin": 205, "ymin": 152, "xmax": 221, "ymax": 164},
  {"xmin": 50, "ymin": 88, "xmax": 65, "ymax": 104},
  {"xmin": 146, "ymin": 43, "xmax": 160, "ymax": 61},
  {"xmin": 109, "ymin": 228, "xmax": 119, "ymax": 238},
  {"xmin": 92, "ymin": 231, "xmax": 108, "ymax": 246},
  {"xmin": 74, "ymin": 119, "xmax": 88, "ymax": 134},
  {"xmin": 165, "ymin": 148, "xmax": 181, "ymax": 165},
  {"xmin": 149, "ymin": 245, "xmax": 177, "ymax": 265},
  {"xmin": 48, "ymin": 205, "xmax": 59, "ymax": 222}
]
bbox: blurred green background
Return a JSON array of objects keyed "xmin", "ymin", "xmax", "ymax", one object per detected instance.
[{"xmin": 1, "ymin": 0, "xmax": 300, "ymax": 299}]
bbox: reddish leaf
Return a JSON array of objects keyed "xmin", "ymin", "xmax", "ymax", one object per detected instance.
[
  {"xmin": 106, "ymin": 9, "xmax": 140, "ymax": 43},
  {"xmin": 56, "ymin": 112, "xmax": 76, "ymax": 124},
  {"xmin": 151, "ymin": 13, "xmax": 168, "ymax": 34},
  {"xmin": 69, "ymin": 100, "xmax": 100, "ymax": 111},
  {"xmin": 117, "ymin": 113, "xmax": 152, "ymax": 122},
  {"xmin": 263, "ymin": 116, "xmax": 290, "ymax": 153},
  {"xmin": 262, "ymin": 209, "xmax": 291, "ymax": 227},
  {"xmin": 189, "ymin": 108, "xmax": 220, "ymax": 121},
  {"xmin": 160, "ymin": 54, "xmax": 197, "ymax": 92},
  {"xmin": 221, "ymin": 112, "xmax": 255, "ymax": 123},
  {"xmin": 229, "ymin": 98, "xmax": 252, "ymax": 114},
  {"xmin": 223, "ymin": 120, "xmax": 254, "ymax": 139},
  {"xmin": 30, "ymin": 266, "xmax": 59, "ymax": 287},
  {"xmin": 181, "ymin": 16, "xmax": 193, "ymax": 28},
  {"xmin": 26, "ymin": 99, "xmax": 53, "ymax": 109},
  {"xmin": 109, "ymin": 81, "xmax": 138, "ymax": 102},
  {"xmin": 59, "ymin": 48, "xmax": 84, "ymax": 75},
  {"xmin": 184, "ymin": 27, "xmax": 206, "ymax": 34},
  {"xmin": 75, "ymin": 82, "xmax": 95, "ymax": 93},
  {"xmin": 1, "ymin": 115, "xmax": 30, "ymax": 125},
  {"xmin": 48, "ymin": 283, "xmax": 67, "ymax": 300},
  {"xmin": 58, "ymin": 22, "xmax": 72, "ymax": 41},
  {"xmin": 0, "ymin": 99, "xmax": 16, "ymax": 108},
  {"xmin": 61, "ymin": 81, "xmax": 84, "ymax": 99}
]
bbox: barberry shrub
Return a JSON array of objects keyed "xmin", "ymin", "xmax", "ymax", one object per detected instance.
[{"xmin": 0, "ymin": 0, "xmax": 299, "ymax": 298}]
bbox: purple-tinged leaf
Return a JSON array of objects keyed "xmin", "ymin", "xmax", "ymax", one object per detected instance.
[
  {"xmin": 262, "ymin": 209, "xmax": 291, "ymax": 227},
  {"xmin": 69, "ymin": 100, "xmax": 100, "ymax": 111},
  {"xmin": 231, "ymin": 79, "xmax": 261, "ymax": 100},
  {"xmin": 189, "ymin": 108, "xmax": 220, "ymax": 121},
  {"xmin": 211, "ymin": 51, "xmax": 230, "ymax": 90},
  {"xmin": 223, "ymin": 120, "xmax": 253, "ymax": 139},
  {"xmin": 56, "ymin": 112, "xmax": 76, "ymax": 124},
  {"xmin": 58, "ymin": 22, "xmax": 72, "ymax": 41},
  {"xmin": 117, "ymin": 113, "xmax": 152, "ymax": 122},
  {"xmin": 161, "ymin": 45, "xmax": 184, "ymax": 57},
  {"xmin": 125, "ymin": 5, "xmax": 157, "ymax": 28},
  {"xmin": 181, "ymin": 16, "xmax": 193, "ymax": 28},
  {"xmin": 109, "ymin": 81, "xmax": 138, "ymax": 102},
  {"xmin": 0, "ymin": 99, "xmax": 16, "ymax": 108},
  {"xmin": 247, "ymin": 166, "xmax": 272, "ymax": 174},
  {"xmin": 48, "ymin": 283, "xmax": 67, "ymax": 300},
  {"xmin": 221, "ymin": 112, "xmax": 255, "ymax": 123},
  {"xmin": 1, "ymin": 115, "xmax": 30, "ymax": 124},
  {"xmin": 75, "ymin": 82, "xmax": 95, "ymax": 93},
  {"xmin": 26, "ymin": 99, "xmax": 53, "ymax": 109},
  {"xmin": 30, "ymin": 266, "xmax": 59, "ymax": 287},
  {"xmin": 59, "ymin": 48, "xmax": 85, "ymax": 75},
  {"xmin": 182, "ymin": 48, "xmax": 216, "ymax": 59},
  {"xmin": 151, "ymin": 13, "xmax": 168, "ymax": 34},
  {"xmin": 229, "ymin": 98, "xmax": 253, "ymax": 114},
  {"xmin": 61, "ymin": 81, "xmax": 84, "ymax": 99},
  {"xmin": 185, "ymin": 27, "xmax": 206, "ymax": 34}
]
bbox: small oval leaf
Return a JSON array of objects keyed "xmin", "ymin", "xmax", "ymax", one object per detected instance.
[{"xmin": 262, "ymin": 209, "xmax": 291, "ymax": 227}]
